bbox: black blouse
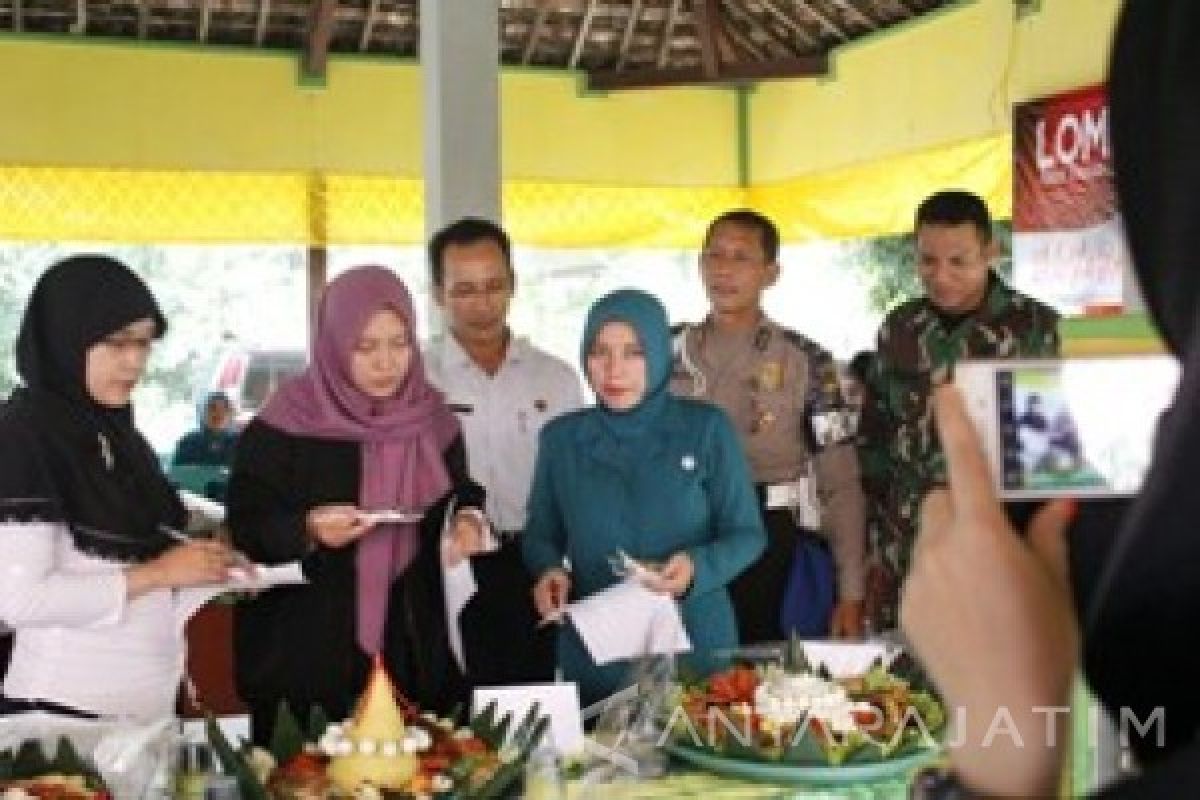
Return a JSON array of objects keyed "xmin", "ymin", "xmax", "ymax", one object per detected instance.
[{"xmin": 226, "ymin": 418, "xmax": 484, "ymax": 740}]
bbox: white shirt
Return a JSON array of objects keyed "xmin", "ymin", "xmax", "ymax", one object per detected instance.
[
  {"xmin": 0, "ymin": 520, "xmax": 219, "ymax": 721},
  {"xmin": 426, "ymin": 333, "xmax": 583, "ymax": 532}
]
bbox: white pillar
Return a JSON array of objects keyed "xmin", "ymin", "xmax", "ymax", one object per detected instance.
[{"xmin": 420, "ymin": 0, "xmax": 501, "ymax": 238}]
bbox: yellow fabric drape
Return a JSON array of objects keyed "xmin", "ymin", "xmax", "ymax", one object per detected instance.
[
  {"xmin": 0, "ymin": 136, "xmax": 1011, "ymax": 247},
  {"xmin": 752, "ymin": 135, "xmax": 1012, "ymax": 243}
]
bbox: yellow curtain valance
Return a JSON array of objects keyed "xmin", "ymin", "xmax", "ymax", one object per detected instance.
[{"xmin": 0, "ymin": 136, "xmax": 1011, "ymax": 248}]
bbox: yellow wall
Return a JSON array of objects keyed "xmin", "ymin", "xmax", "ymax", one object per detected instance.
[
  {"xmin": 503, "ymin": 72, "xmax": 739, "ymax": 186},
  {"xmin": 750, "ymin": 0, "xmax": 1124, "ymax": 182},
  {"xmin": 0, "ymin": 39, "xmax": 422, "ymax": 175},
  {"xmin": 0, "ymin": 36, "xmax": 737, "ymax": 185},
  {"xmin": 0, "ymin": 0, "xmax": 1123, "ymax": 245}
]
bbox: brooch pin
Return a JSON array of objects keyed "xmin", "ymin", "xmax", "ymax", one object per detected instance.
[{"xmin": 681, "ymin": 454, "xmax": 696, "ymax": 471}]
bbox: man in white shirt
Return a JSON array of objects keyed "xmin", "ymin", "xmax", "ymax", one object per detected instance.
[{"xmin": 425, "ymin": 217, "xmax": 583, "ymax": 686}]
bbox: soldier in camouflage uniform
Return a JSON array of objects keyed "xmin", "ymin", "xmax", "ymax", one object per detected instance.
[
  {"xmin": 858, "ymin": 190, "xmax": 1060, "ymax": 630},
  {"xmin": 671, "ymin": 210, "xmax": 867, "ymax": 643}
]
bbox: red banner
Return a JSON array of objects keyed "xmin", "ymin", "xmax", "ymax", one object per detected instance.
[{"xmin": 1012, "ymin": 85, "xmax": 1128, "ymax": 315}]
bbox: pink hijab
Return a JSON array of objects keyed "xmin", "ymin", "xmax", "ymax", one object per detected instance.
[{"xmin": 259, "ymin": 266, "xmax": 459, "ymax": 654}]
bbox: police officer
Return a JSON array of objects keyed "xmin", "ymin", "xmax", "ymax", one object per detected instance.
[
  {"xmin": 672, "ymin": 209, "xmax": 867, "ymax": 643},
  {"xmin": 858, "ymin": 190, "xmax": 1060, "ymax": 631}
]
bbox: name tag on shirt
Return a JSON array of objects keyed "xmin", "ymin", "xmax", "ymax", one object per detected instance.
[
  {"xmin": 765, "ymin": 478, "xmax": 822, "ymax": 530},
  {"xmin": 810, "ymin": 410, "xmax": 855, "ymax": 448}
]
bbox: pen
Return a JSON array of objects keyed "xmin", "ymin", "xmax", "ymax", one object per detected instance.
[{"xmin": 158, "ymin": 525, "xmax": 254, "ymax": 570}]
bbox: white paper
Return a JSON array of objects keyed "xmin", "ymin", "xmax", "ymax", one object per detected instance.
[
  {"xmin": 178, "ymin": 490, "xmax": 226, "ymax": 524},
  {"xmin": 438, "ymin": 501, "xmax": 501, "ymax": 670},
  {"xmin": 173, "ymin": 561, "xmax": 308, "ymax": 629},
  {"xmin": 359, "ymin": 509, "xmax": 425, "ymax": 526},
  {"xmin": 562, "ymin": 580, "xmax": 691, "ymax": 666},
  {"xmin": 441, "ymin": 558, "xmax": 476, "ymax": 671},
  {"xmin": 224, "ymin": 561, "xmax": 306, "ymax": 591},
  {"xmin": 801, "ymin": 640, "xmax": 901, "ymax": 679},
  {"xmin": 472, "ymin": 683, "xmax": 585, "ymax": 756}
]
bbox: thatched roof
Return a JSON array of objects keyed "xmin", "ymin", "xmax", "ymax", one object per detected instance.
[{"xmin": 0, "ymin": 0, "xmax": 953, "ymax": 88}]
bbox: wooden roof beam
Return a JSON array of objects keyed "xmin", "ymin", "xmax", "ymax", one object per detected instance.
[
  {"xmin": 69, "ymin": 0, "xmax": 87, "ymax": 34},
  {"xmin": 358, "ymin": 0, "xmax": 380, "ymax": 51},
  {"xmin": 198, "ymin": 0, "xmax": 213, "ymax": 42},
  {"xmin": 692, "ymin": 0, "xmax": 721, "ymax": 79},
  {"xmin": 656, "ymin": 0, "xmax": 682, "ymax": 69},
  {"xmin": 589, "ymin": 52, "xmax": 827, "ymax": 90},
  {"xmin": 136, "ymin": 0, "xmax": 150, "ymax": 37},
  {"xmin": 758, "ymin": 0, "xmax": 819, "ymax": 50},
  {"xmin": 567, "ymin": 0, "xmax": 597, "ymax": 70},
  {"xmin": 828, "ymin": 0, "xmax": 878, "ymax": 31},
  {"xmin": 303, "ymin": 0, "xmax": 338, "ymax": 80},
  {"xmin": 798, "ymin": 0, "xmax": 848, "ymax": 42},
  {"xmin": 719, "ymin": 3, "xmax": 770, "ymax": 62},
  {"xmin": 254, "ymin": 0, "xmax": 271, "ymax": 45},
  {"xmin": 522, "ymin": 1, "xmax": 549, "ymax": 65},
  {"xmin": 614, "ymin": 0, "xmax": 642, "ymax": 71}
]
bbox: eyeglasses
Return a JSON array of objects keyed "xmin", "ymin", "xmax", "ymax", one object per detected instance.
[{"xmin": 444, "ymin": 281, "xmax": 512, "ymax": 301}]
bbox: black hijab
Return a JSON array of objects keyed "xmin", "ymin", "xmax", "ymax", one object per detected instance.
[
  {"xmin": 1083, "ymin": 0, "xmax": 1200, "ymax": 768},
  {"xmin": 0, "ymin": 255, "xmax": 185, "ymax": 562}
]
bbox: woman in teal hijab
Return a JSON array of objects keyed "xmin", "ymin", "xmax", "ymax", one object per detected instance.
[{"xmin": 523, "ymin": 289, "xmax": 766, "ymax": 706}]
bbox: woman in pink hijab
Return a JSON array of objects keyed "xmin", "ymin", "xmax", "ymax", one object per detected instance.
[{"xmin": 227, "ymin": 266, "xmax": 487, "ymax": 744}]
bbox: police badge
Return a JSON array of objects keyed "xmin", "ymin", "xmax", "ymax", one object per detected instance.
[{"xmin": 756, "ymin": 360, "xmax": 783, "ymax": 392}]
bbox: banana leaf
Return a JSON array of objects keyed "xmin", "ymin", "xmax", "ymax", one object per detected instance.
[
  {"xmin": 11, "ymin": 740, "xmax": 50, "ymax": 778},
  {"xmin": 780, "ymin": 724, "xmax": 867, "ymax": 766},
  {"xmin": 206, "ymin": 715, "xmax": 270, "ymax": 800},
  {"xmin": 489, "ymin": 711, "xmax": 514, "ymax": 750},
  {"xmin": 470, "ymin": 700, "xmax": 498, "ymax": 743},
  {"xmin": 268, "ymin": 699, "xmax": 307, "ymax": 764},
  {"xmin": 50, "ymin": 737, "xmax": 106, "ymax": 790},
  {"xmin": 306, "ymin": 704, "xmax": 331, "ymax": 742}
]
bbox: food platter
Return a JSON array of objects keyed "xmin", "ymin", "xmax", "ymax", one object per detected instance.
[
  {"xmin": 665, "ymin": 740, "xmax": 938, "ymax": 787},
  {"xmin": 661, "ymin": 643, "xmax": 944, "ymax": 789}
]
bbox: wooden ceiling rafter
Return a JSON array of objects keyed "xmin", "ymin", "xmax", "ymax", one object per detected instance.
[
  {"xmin": 719, "ymin": 0, "xmax": 771, "ymax": 62},
  {"xmin": 253, "ymin": 0, "xmax": 270, "ymax": 45},
  {"xmin": 656, "ymin": 0, "xmax": 683, "ymax": 69},
  {"xmin": 799, "ymin": 0, "xmax": 849, "ymax": 41},
  {"xmin": 70, "ymin": 0, "xmax": 87, "ymax": 34},
  {"xmin": 588, "ymin": 49, "xmax": 826, "ymax": 89},
  {"xmin": 692, "ymin": 0, "xmax": 721, "ymax": 78},
  {"xmin": 757, "ymin": 0, "xmax": 818, "ymax": 51},
  {"xmin": 302, "ymin": 0, "xmax": 337, "ymax": 79},
  {"xmin": 137, "ymin": 0, "xmax": 150, "ymax": 37},
  {"xmin": 522, "ymin": 0, "xmax": 549, "ymax": 65},
  {"xmin": 198, "ymin": 0, "xmax": 212, "ymax": 42},
  {"xmin": 828, "ymin": 0, "xmax": 878, "ymax": 31},
  {"xmin": 568, "ymin": 0, "xmax": 598, "ymax": 69},
  {"xmin": 358, "ymin": 0, "xmax": 380, "ymax": 52},
  {"xmin": 3, "ymin": 0, "xmax": 940, "ymax": 88},
  {"xmin": 744, "ymin": 0, "xmax": 806, "ymax": 58},
  {"xmin": 614, "ymin": 0, "xmax": 642, "ymax": 71}
]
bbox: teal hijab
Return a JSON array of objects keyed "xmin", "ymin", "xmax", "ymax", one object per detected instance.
[{"xmin": 581, "ymin": 289, "xmax": 672, "ymax": 437}]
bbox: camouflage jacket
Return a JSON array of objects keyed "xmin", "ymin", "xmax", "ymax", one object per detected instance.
[{"xmin": 857, "ymin": 275, "xmax": 1060, "ymax": 626}]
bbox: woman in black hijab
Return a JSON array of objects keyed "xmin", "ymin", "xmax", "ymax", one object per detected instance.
[
  {"xmin": 900, "ymin": 2, "xmax": 1200, "ymax": 797},
  {"xmin": 0, "ymin": 255, "xmax": 238, "ymax": 724}
]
